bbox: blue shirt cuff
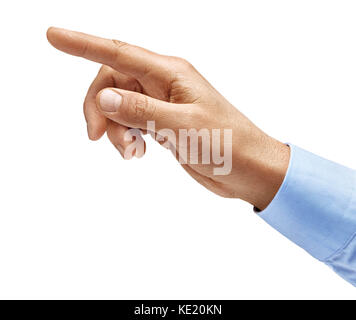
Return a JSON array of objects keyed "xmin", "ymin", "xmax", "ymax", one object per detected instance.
[{"xmin": 258, "ymin": 144, "xmax": 356, "ymax": 261}]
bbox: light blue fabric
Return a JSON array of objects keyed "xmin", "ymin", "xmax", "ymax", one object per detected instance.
[{"xmin": 259, "ymin": 144, "xmax": 356, "ymax": 286}]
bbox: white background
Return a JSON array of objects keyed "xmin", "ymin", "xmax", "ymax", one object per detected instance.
[{"xmin": 0, "ymin": 0, "xmax": 356, "ymax": 299}]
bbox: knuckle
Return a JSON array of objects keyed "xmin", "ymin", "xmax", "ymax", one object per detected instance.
[
  {"xmin": 111, "ymin": 39, "xmax": 130, "ymax": 69},
  {"xmin": 111, "ymin": 39, "xmax": 129, "ymax": 52},
  {"xmin": 99, "ymin": 64, "xmax": 111, "ymax": 74},
  {"xmin": 123, "ymin": 95, "xmax": 156, "ymax": 124},
  {"xmin": 133, "ymin": 98, "xmax": 147, "ymax": 122},
  {"xmin": 81, "ymin": 40, "xmax": 89, "ymax": 58},
  {"xmin": 174, "ymin": 57, "xmax": 194, "ymax": 71}
]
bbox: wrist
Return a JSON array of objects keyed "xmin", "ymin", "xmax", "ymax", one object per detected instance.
[{"xmin": 237, "ymin": 134, "xmax": 290, "ymax": 210}]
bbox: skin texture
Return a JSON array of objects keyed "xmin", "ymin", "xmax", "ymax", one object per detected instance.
[{"xmin": 47, "ymin": 27, "xmax": 290, "ymax": 210}]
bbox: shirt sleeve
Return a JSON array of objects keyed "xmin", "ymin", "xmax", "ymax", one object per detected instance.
[{"xmin": 258, "ymin": 144, "xmax": 356, "ymax": 286}]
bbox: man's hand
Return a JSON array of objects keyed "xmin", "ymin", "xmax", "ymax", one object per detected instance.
[{"xmin": 47, "ymin": 27, "xmax": 289, "ymax": 210}]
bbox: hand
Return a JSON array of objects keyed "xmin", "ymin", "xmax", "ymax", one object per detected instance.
[{"xmin": 47, "ymin": 27, "xmax": 289, "ymax": 210}]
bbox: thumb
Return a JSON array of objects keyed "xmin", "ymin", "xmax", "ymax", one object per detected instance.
[{"xmin": 96, "ymin": 88, "xmax": 185, "ymax": 131}]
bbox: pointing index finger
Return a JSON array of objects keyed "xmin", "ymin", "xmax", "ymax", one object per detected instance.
[{"xmin": 46, "ymin": 27, "xmax": 161, "ymax": 79}]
